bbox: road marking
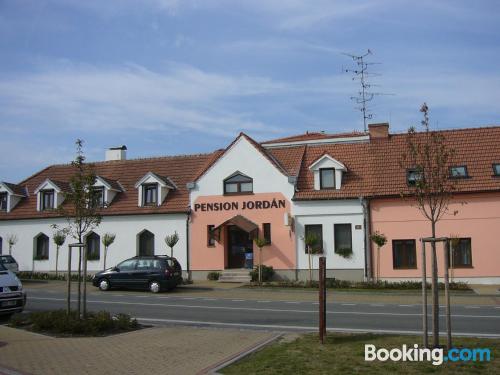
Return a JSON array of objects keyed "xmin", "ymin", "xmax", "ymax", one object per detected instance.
[
  {"xmin": 232, "ymin": 299, "xmax": 244, "ymax": 302},
  {"xmin": 136, "ymin": 317, "xmax": 500, "ymax": 338},
  {"xmin": 370, "ymin": 304, "xmax": 384, "ymax": 307},
  {"xmin": 341, "ymin": 303, "xmax": 356, "ymax": 306},
  {"xmin": 135, "ymin": 295, "xmax": 149, "ymax": 298},
  {"xmin": 257, "ymin": 301, "xmax": 271, "ymax": 303},
  {"xmin": 399, "ymin": 305, "xmax": 414, "ymax": 307},
  {"xmin": 181, "ymin": 297, "xmax": 196, "ymax": 300},
  {"xmin": 285, "ymin": 302, "xmax": 301, "ymax": 304},
  {"xmin": 312, "ymin": 302, "xmax": 319, "ymax": 305},
  {"xmin": 28, "ymin": 297, "xmax": 500, "ymax": 319},
  {"xmin": 465, "ymin": 306, "xmax": 480, "ymax": 309}
]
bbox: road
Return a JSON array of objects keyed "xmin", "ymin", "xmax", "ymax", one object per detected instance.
[{"xmin": 22, "ymin": 285, "xmax": 500, "ymax": 338}]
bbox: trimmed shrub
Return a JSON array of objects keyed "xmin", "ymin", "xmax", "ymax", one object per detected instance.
[
  {"xmin": 207, "ymin": 272, "xmax": 221, "ymax": 281},
  {"xmin": 17, "ymin": 272, "xmax": 94, "ymax": 282},
  {"xmin": 250, "ymin": 265, "xmax": 275, "ymax": 282}
]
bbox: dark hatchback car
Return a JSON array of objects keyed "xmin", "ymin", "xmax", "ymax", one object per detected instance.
[{"xmin": 92, "ymin": 256, "xmax": 183, "ymax": 293}]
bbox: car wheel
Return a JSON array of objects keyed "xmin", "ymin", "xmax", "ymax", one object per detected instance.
[
  {"xmin": 98, "ymin": 278, "xmax": 111, "ymax": 291},
  {"xmin": 149, "ymin": 281, "xmax": 161, "ymax": 293}
]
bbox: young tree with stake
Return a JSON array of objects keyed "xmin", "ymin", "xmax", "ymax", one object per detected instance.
[
  {"xmin": 303, "ymin": 233, "xmax": 320, "ymax": 284},
  {"xmin": 102, "ymin": 233, "xmax": 116, "ymax": 270},
  {"xmin": 253, "ymin": 237, "xmax": 268, "ymax": 285},
  {"xmin": 165, "ymin": 231, "xmax": 179, "ymax": 258},
  {"xmin": 52, "ymin": 229, "xmax": 67, "ymax": 278},
  {"xmin": 400, "ymin": 103, "xmax": 458, "ymax": 347},
  {"xmin": 370, "ymin": 231, "xmax": 387, "ymax": 282}
]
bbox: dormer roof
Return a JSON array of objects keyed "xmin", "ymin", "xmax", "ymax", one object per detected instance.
[
  {"xmin": 134, "ymin": 172, "xmax": 177, "ymax": 190},
  {"xmin": 0, "ymin": 182, "xmax": 26, "ymax": 197},
  {"xmin": 308, "ymin": 153, "xmax": 347, "ymax": 171}
]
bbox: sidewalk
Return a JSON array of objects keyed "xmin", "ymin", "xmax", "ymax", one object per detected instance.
[{"xmin": 0, "ymin": 325, "xmax": 276, "ymax": 375}]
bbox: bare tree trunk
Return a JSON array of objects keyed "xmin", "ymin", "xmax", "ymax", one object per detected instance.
[
  {"xmin": 308, "ymin": 248, "xmax": 312, "ymax": 284},
  {"xmin": 377, "ymin": 246, "xmax": 380, "ymax": 282},
  {"xmin": 431, "ymin": 222, "xmax": 439, "ymax": 347},
  {"xmin": 56, "ymin": 246, "xmax": 59, "ymax": 278},
  {"xmin": 83, "ymin": 245, "xmax": 88, "ymax": 318},
  {"xmin": 421, "ymin": 240, "xmax": 428, "ymax": 348},
  {"xmin": 259, "ymin": 247, "xmax": 262, "ymax": 285},
  {"xmin": 77, "ymin": 243, "xmax": 82, "ymax": 317},
  {"xmin": 444, "ymin": 240, "xmax": 452, "ymax": 349},
  {"xmin": 67, "ymin": 246, "xmax": 72, "ymax": 315},
  {"xmin": 103, "ymin": 246, "xmax": 107, "ymax": 271}
]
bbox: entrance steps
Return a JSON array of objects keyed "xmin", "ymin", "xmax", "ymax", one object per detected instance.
[{"xmin": 218, "ymin": 269, "xmax": 252, "ymax": 283}]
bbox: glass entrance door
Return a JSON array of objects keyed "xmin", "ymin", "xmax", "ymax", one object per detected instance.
[{"xmin": 227, "ymin": 225, "xmax": 253, "ymax": 269}]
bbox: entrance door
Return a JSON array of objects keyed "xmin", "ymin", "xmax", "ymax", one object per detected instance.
[{"xmin": 227, "ymin": 225, "xmax": 253, "ymax": 269}]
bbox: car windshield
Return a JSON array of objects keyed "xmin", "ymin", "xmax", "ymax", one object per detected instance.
[
  {"xmin": 0, "ymin": 262, "xmax": 7, "ymax": 271},
  {"xmin": 0, "ymin": 256, "xmax": 16, "ymax": 264}
]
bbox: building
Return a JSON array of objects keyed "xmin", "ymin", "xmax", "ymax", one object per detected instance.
[{"xmin": 0, "ymin": 124, "xmax": 499, "ymax": 283}]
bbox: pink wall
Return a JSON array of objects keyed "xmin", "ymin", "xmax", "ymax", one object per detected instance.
[
  {"xmin": 371, "ymin": 193, "xmax": 500, "ymax": 279},
  {"xmin": 190, "ymin": 193, "xmax": 295, "ymax": 271}
]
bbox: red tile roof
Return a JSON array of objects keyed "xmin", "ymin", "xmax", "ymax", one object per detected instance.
[
  {"xmin": 262, "ymin": 131, "xmax": 367, "ymax": 144},
  {"xmin": 0, "ymin": 152, "xmax": 219, "ymax": 220}
]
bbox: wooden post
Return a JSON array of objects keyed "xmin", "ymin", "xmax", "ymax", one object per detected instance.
[
  {"xmin": 67, "ymin": 245, "xmax": 72, "ymax": 315},
  {"xmin": 319, "ymin": 256, "xmax": 326, "ymax": 344},
  {"xmin": 444, "ymin": 240, "xmax": 452, "ymax": 349},
  {"xmin": 421, "ymin": 239, "xmax": 428, "ymax": 348}
]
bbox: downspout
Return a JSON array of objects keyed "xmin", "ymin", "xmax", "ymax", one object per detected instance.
[
  {"xmin": 186, "ymin": 209, "xmax": 192, "ymax": 281},
  {"xmin": 360, "ymin": 197, "xmax": 372, "ymax": 281}
]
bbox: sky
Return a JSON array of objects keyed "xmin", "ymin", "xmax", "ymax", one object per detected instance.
[{"xmin": 0, "ymin": 0, "xmax": 499, "ymax": 182}]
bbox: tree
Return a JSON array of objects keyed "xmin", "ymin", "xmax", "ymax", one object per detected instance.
[
  {"xmin": 253, "ymin": 237, "xmax": 268, "ymax": 285},
  {"xmin": 102, "ymin": 233, "xmax": 116, "ymax": 270},
  {"xmin": 303, "ymin": 233, "xmax": 320, "ymax": 284},
  {"xmin": 7, "ymin": 234, "xmax": 18, "ymax": 255},
  {"xmin": 54, "ymin": 139, "xmax": 102, "ymax": 318},
  {"xmin": 52, "ymin": 230, "xmax": 67, "ymax": 278},
  {"xmin": 165, "ymin": 231, "xmax": 179, "ymax": 258},
  {"xmin": 370, "ymin": 231, "xmax": 387, "ymax": 282},
  {"xmin": 400, "ymin": 103, "xmax": 457, "ymax": 347}
]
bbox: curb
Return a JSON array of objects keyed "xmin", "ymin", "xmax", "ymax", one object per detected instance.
[{"xmin": 197, "ymin": 333, "xmax": 282, "ymax": 375}]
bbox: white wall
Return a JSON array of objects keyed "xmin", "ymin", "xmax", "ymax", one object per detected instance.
[
  {"xmin": 0, "ymin": 213, "xmax": 188, "ymax": 273},
  {"xmin": 294, "ymin": 200, "xmax": 365, "ymax": 271},
  {"xmin": 191, "ymin": 137, "xmax": 295, "ymax": 202}
]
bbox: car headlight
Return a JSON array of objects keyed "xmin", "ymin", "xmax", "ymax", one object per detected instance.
[{"xmin": 17, "ymin": 279, "xmax": 23, "ymax": 291}]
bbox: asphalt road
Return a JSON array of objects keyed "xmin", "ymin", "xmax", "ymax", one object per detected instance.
[{"xmin": 22, "ymin": 286, "xmax": 500, "ymax": 338}]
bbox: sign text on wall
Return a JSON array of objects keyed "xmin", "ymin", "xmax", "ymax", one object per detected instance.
[{"xmin": 194, "ymin": 199, "xmax": 286, "ymax": 212}]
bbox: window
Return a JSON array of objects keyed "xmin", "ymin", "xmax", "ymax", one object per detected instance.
[
  {"xmin": 207, "ymin": 225, "xmax": 215, "ymax": 247},
  {"xmin": 493, "ymin": 163, "xmax": 500, "ymax": 176},
  {"xmin": 0, "ymin": 237, "xmax": 2, "ymax": 255},
  {"xmin": 117, "ymin": 259, "xmax": 137, "ymax": 271},
  {"xmin": 138, "ymin": 230, "xmax": 154, "ymax": 256},
  {"xmin": 0, "ymin": 193, "xmax": 7, "ymax": 211},
  {"xmin": 450, "ymin": 238, "xmax": 472, "ymax": 268},
  {"xmin": 304, "ymin": 224, "xmax": 323, "ymax": 253},
  {"xmin": 92, "ymin": 187, "xmax": 105, "ymax": 208},
  {"xmin": 86, "ymin": 232, "xmax": 100, "ymax": 261},
  {"xmin": 35, "ymin": 233, "xmax": 49, "ymax": 260},
  {"xmin": 41, "ymin": 190, "xmax": 54, "ymax": 210},
  {"xmin": 319, "ymin": 168, "xmax": 335, "ymax": 189},
  {"xmin": 406, "ymin": 168, "xmax": 423, "ymax": 186},
  {"xmin": 450, "ymin": 165, "xmax": 468, "ymax": 178},
  {"xmin": 334, "ymin": 224, "xmax": 352, "ymax": 254},
  {"xmin": 263, "ymin": 223, "xmax": 271, "ymax": 244},
  {"xmin": 223, "ymin": 173, "xmax": 253, "ymax": 194},
  {"xmin": 143, "ymin": 184, "xmax": 158, "ymax": 206},
  {"xmin": 392, "ymin": 240, "xmax": 417, "ymax": 269}
]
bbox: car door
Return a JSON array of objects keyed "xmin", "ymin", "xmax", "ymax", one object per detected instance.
[
  {"xmin": 133, "ymin": 259, "xmax": 153, "ymax": 289},
  {"xmin": 112, "ymin": 259, "xmax": 138, "ymax": 287}
]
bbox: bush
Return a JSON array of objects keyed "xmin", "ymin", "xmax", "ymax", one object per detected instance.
[
  {"xmin": 17, "ymin": 272, "xmax": 94, "ymax": 282},
  {"xmin": 9, "ymin": 309, "xmax": 139, "ymax": 336},
  {"xmin": 207, "ymin": 271, "xmax": 221, "ymax": 281},
  {"xmin": 250, "ymin": 265, "xmax": 275, "ymax": 282}
]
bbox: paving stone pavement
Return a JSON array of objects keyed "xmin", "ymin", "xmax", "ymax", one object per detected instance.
[{"xmin": 0, "ymin": 325, "xmax": 275, "ymax": 375}]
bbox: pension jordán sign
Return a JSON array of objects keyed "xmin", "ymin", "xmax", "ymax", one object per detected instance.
[{"xmin": 194, "ymin": 199, "xmax": 286, "ymax": 212}]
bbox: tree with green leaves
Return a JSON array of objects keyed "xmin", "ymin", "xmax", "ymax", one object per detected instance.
[
  {"xmin": 165, "ymin": 231, "xmax": 179, "ymax": 258},
  {"xmin": 7, "ymin": 234, "xmax": 18, "ymax": 256},
  {"xmin": 370, "ymin": 231, "xmax": 387, "ymax": 282},
  {"xmin": 52, "ymin": 230, "xmax": 67, "ymax": 278},
  {"xmin": 54, "ymin": 139, "xmax": 102, "ymax": 318},
  {"xmin": 253, "ymin": 237, "xmax": 268, "ymax": 285},
  {"xmin": 400, "ymin": 103, "xmax": 457, "ymax": 347},
  {"xmin": 102, "ymin": 233, "xmax": 116, "ymax": 270},
  {"xmin": 303, "ymin": 232, "xmax": 320, "ymax": 284}
]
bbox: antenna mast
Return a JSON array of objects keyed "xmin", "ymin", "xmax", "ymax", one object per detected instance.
[{"xmin": 343, "ymin": 49, "xmax": 388, "ymax": 132}]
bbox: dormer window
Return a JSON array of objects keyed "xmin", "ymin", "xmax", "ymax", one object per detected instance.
[
  {"xmin": 135, "ymin": 172, "xmax": 176, "ymax": 207},
  {"xmin": 143, "ymin": 184, "xmax": 158, "ymax": 206},
  {"xmin": 41, "ymin": 190, "xmax": 55, "ymax": 210},
  {"xmin": 319, "ymin": 168, "xmax": 335, "ymax": 189},
  {"xmin": 91, "ymin": 187, "xmax": 105, "ymax": 208},
  {"xmin": 0, "ymin": 193, "xmax": 7, "ymax": 211},
  {"xmin": 407, "ymin": 168, "xmax": 423, "ymax": 186},
  {"xmin": 494, "ymin": 163, "xmax": 500, "ymax": 176},
  {"xmin": 450, "ymin": 165, "xmax": 468, "ymax": 179},
  {"xmin": 308, "ymin": 154, "xmax": 346, "ymax": 190},
  {"xmin": 223, "ymin": 172, "xmax": 253, "ymax": 195}
]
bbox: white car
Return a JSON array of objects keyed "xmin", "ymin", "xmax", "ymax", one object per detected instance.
[{"xmin": 0, "ymin": 262, "xmax": 26, "ymax": 316}]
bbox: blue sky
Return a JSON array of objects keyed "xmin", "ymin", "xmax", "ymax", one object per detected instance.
[{"xmin": 1, "ymin": 0, "xmax": 499, "ymax": 182}]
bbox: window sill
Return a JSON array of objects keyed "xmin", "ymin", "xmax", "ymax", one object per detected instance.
[
  {"xmin": 449, "ymin": 265, "xmax": 473, "ymax": 269},
  {"xmin": 393, "ymin": 267, "xmax": 418, "ymax": 270},
  {"xmin": 223, "ymin": 192, "xmax": 254, "ymax": 196}
]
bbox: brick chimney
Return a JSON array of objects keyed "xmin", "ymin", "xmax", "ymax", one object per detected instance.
[
  {"xmin": 368, "ymin": 123, "xmax": 389, "ymax": 139},
  {"xmin": 105, "ymin": 145, "xmax": 127, "ymax": 161}
]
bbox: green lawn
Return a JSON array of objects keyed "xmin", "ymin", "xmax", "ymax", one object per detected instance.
[{"xmin": 222, "ymin": 333, "xmax": 498, "ymax": 375}]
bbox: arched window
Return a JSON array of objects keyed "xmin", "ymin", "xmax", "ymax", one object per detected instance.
[
  {"xmin": 138, "ymin": 230, "xmax": 154, "ymax": 256},
  {"xmin": 86, "ymin": 232, "xmax": 100, "ymax": 261},
  {"xmin": 223, "ymin": 172, "xmax": 253, "ymax": 195},
  {"xmin": 34, "ymin": 233, "xmax": 49, "ymax": 260}
]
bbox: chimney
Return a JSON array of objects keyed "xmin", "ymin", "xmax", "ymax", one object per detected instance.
[
  {"xmin": 105, "ymin": 145, "xmax": 127, "ymax": 161},
  {"xmin": 368, "ymin": 123, "xmax": 389, "ymax": 139}
]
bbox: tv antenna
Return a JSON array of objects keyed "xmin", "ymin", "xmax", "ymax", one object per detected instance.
[{"xmin": 343, "ymin": 49, "xmax": 391, "ymax": 131}]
